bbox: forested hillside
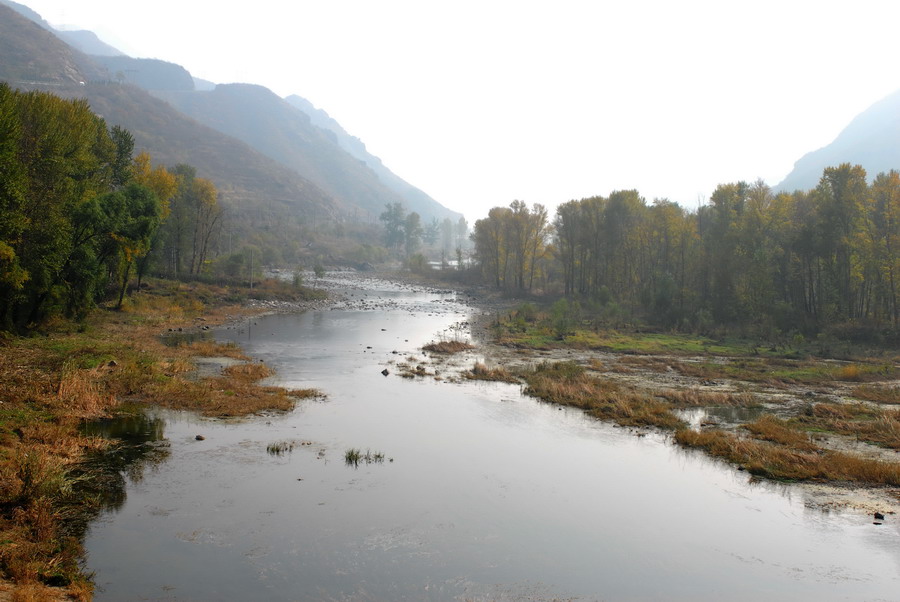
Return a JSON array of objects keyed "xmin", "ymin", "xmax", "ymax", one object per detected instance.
[
  {"xmin": 0, "ymin": 3, "xmax": 371, "ymax": 268},
  {"xmin": 0, "ymin": 1, "xmax": 460, "ymax": 267},
  {"xmin": 0, "ymin": 0, "xmax": 459, "ymax": 224}
]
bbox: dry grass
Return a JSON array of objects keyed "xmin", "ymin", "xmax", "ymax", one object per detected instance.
[
  {"xmin": 182, "ymin": 340, "xmax": 248, "ymax": 360},
  {"xmin": 0, "ymin": 445, "xmax": 94, "ymax": 596},
  {"xmin": 614, "ymin": 355, "xmax": 670, "ymax": 371},
  {"xmin": 522, "ymin": 361, "xmax": 685, "ymax": 430},
  {"xmin": 656, "ymin": 387, "xmax": 758, "ymax": 408},
  {"xmin": 465, "ymin": 362, "xmax": 518, "ymax": 383},
  {"xmin": 56, "ymin": 361, "xmax": 118, "ymax": 418},
  {"xmin": 836, "ymin": 364, "xmax": 864, "ymax": 381},
  {"xmin": 422, "ymin": 340, "xmax": 475, "ymax": 353},
  {"xmin": 6, "ymin": 581, "xmax": 91, "ymax": 602},
  {"xmin": 222, "ymin": 362, "xmax": 274, "ymax": 381},
  {"xmin": 142, "ymin": 363, "xmax": 318, "ymax": 417},
  {"xmin": 743, "ymin": 415, "xmax": 819, "ymax": 451},
  {"xmin": 796, "ymin": 403, "xmax": 900, "ymax": 450},
  {"xmin": 676, "ymin": 428, "xmax": 900, "ymax": 485},
  {"xmin": 852, "ymin": 384, "xmax": 900, "ymax": 405},
  {"xmin": 0, "ymin": 279, "xmax": 323, "ymax": 594},
  {"xmin": 587, "ymin": 358, "xmax": 605, "ymax": 371}
]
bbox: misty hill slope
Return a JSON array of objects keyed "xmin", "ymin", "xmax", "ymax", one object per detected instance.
[
  {"xmin": 56, "ymin": 30, "xmax": 124, "ymax": 57},
  {"xmin": 2, "ymin": 0, "xmax": 460, "ymax": 225},
  {"xmin": 156, "ymin": 85, "xmax": 459, "ymax": 222},
  {"xmin": 777, "ymin": 89, "xmax": 900, "ymax": 191},
  {"xmin": 0, "ymin": 0, "xmax": 123, "ymax": 57},
  {"xmin": 81, "ymin": 84, "xmax": 338, "ymax": 220},
  {"xmin": 0, "ymin": 3, "xmax": 340, "ymax": 227},
  {"xmin": 285, "ymin": 94, "xmax": 459, "ymax": 223},
  {"xmin": 155, "ymin": 84, "xmax": 407, "ymax": 220},
  {"xmin": 0, "ymin": 3, "xmax": 103, "ymax": 84},
  {"xmin": 94, "ymin": 56, "xmax": 195, "ymax": 91}
]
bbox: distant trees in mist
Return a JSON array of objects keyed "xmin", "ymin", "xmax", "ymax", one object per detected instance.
[{"xmin": 471, "ymin": 165, "xmax": 900, "ymax": 338}]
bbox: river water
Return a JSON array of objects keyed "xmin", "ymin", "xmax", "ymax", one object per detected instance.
[{"xmin": 84, "ymin": 277, "xmax": 900, "ymax": 601}]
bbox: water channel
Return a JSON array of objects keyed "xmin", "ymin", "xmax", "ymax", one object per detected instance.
[{"xmin": 84, "ymin": 277, "xmax": 900, "ymax": 601}]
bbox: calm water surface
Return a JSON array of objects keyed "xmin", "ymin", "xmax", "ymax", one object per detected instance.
[{"xmin": 84, "ymin": 278, "xmax": 900, "ymax": 601}]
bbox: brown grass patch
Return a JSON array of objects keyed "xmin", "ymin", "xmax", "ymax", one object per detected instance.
[
  {"xmin": 522, "ymin": 361, "xmax": 685, "ymax": 429},
  {"xmin": 656, "ymin": 388, "xmax": 758, "ymax": 408},
  {"xmin": 183, "ymin": 340, "xmax": 248, "ymax": 360},
  {"xmin": 422, "ymin": 340, "xmax": 475, "ymax": 353},
  {"xmin": 743, "ymin": 415, "xmax": 819, "ymax": 451},
  {"xmin": 836, "ymin": 363, "xmax": 864, "ymax": 381},
  {"xmin": 144, "ymin": 369, "xmax": 318, "ymax": 417},
  {"xmin": 675, "ymin": 428, "xmax": 900, "ymax": 485},
  {"xmin": 614, "ymin": 356, "xmax": 669, "ymax": 371},
  {"xmin": 222, "ymin": 362, "xmax": 274, "ymax": 382},
  {"xmin": 466, "ymin": 362, "xmax": 518, "ymax": 383},
  {"xmin": 56, "ymin": 361, "xmax": 118, "ymax": 418},
  {"xmin": 852, "ymin": 384, "xmax": 900, "ymax": 405},
  {"xmin": 796, "ymin": 403, "xmax": 900, "ymax": 450},
  {"xmin": 7, "ymin": 581, "xmax": 89, "ymax": 602}
]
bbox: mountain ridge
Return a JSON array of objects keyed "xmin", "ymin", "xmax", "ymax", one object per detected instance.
[
  {"xmin": 0, "ymin": 0, "xmax": 460, "ymax": 224},
  {"xmin": 776, "ymin": 89, "xmax": 900, "ymax": 192}
]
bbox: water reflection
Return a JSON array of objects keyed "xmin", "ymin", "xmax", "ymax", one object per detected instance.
[
  {"xmin": 82, "ymin": 277, "xmax": 900, "ymax": 601},
  {"xmin": 677, "ymin": 405, "xmax": 767, "ymax": 428},
  {"xmin": 77, "ymin": 412, "xmax": 170, "ymax": 513}
]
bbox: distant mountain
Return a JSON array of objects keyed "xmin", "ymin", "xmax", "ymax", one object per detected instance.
[
  {"xmin": 56, "ymin": 30, "xmax": 124, "ymax": 57},
  {"xmin": 0, "ymin": 0, "xmax": 48, "ymax": 27},
  {"xmin": 155, "ymin": 84, "xmax": 458, "ymax": 222},
  {"xmin": 0, "ymin": 2, "xmax": 104, "ymax": 85},
  {"xmin": 192, "ymin": 77, "xmax": 216, "ymax": 91},
  {"xmin": 0, "ymin": 3, "xmax": 338, "ymax": 227},
  {"xmin": 285, "ymin": 95, "xmax": 458, "ymax": 223},
  {"xmin": 80, "ymin": 84, "xmax": 337, "ymax": 220},
  {"xmin": 0, "ymin": 0, "xmax": 124, "ymax": 56},
  {"xmin": 776, "ymin": 89, "xmax": 900, "ymax": 192},
  {"xmin": 0, "ymin": 0, "xmax": 461, "ymax": 227},
  {"xmin": 94, "ymin": 56, "xmax": 194, "ymax": 91}
]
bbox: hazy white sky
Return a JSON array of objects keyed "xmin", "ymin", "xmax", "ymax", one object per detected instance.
[{"xmin": 22, "ymin": 0, "xmax": 900, "ymax": 220}]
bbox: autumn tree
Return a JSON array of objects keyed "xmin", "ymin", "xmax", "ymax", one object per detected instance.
[
  {"xmin": 131, "ymin": 152, "xmax": 177, "ymax": 287},
  {"xmin": 471, "ymin": 202, "xmax": 548, "ymax": 292},
  {"xmin": 155, "ymin": 165, "xmax": 222, "ymax": 277},
  {"xmin": 0, "ymin": 85, "xmax": 165, "ymax": 328}
]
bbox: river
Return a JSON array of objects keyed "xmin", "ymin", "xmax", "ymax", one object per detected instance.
[{"xmin": 84, "ymin": 276, "xmax": 900, "ymax": 601}]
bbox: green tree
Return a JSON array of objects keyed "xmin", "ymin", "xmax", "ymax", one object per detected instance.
[
  {"xmin": 423, "ymin": 218, "xmax": 441, "ymax": 246},
  {"xmin": 111, "ymin": 184, "xmax": 163, "ymax": 308},
  {"xmin": 379, "ymin": 202, "xmax": 406, "ymax": 253},
  {"xmin": 403, "ymin": 211, "xmax": 423, "ymax": 261}
]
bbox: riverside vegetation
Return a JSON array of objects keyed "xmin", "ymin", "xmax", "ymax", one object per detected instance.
[
  {"xmin": 469, "ymin": 303, "xmax": 900, "ymax": 491},
  {"xmin": 0, "ymin": 278, "xmax": 323, "ymax": 600}
]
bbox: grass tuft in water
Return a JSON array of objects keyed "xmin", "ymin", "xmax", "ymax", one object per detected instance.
[
  {"xmin": 344, "ymin": 448, "xmax": 386, "ymax": 467},
  {"xmin": 422, "ymin": 340, "xmax": 475, "ymax": 353},
  {"xmin": 466, "ymin": 362, "xmax": 518, "ymax": 383},
  {"xmin": 267, "ymin": 441, "xmax": 296, "ymax": 456}
]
